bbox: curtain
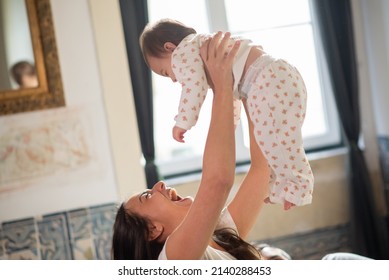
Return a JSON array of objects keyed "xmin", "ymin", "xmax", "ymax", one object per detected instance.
[
  {"xmin": 312, "ymin": 0, "xmax": 389, "ymax": 259},
  {"xmin": 119, "ymin": 0, "xmax": 160, "ymax": 188}
]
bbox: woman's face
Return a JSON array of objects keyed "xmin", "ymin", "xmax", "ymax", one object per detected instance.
[{"xmin": 125, "ymin": 181, "xmax": 193, "ymax": 236}]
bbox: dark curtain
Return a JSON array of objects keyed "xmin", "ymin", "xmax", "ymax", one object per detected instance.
[
  {"xmin": 312, "ymin": 0, "xmax": 389, "ymax": 259},
  {"xmin": 119, "ymin": 0, "xmax": 159, "ymax": 188}
]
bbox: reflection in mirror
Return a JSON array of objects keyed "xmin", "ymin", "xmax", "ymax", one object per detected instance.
[
  {"xmin": 0, "ymin": 0, "xmax": 65, "ymax": 116},
  {"xmin": 10, "ymin": 60, "xmax": 38, "ymax": 89},
  {"xmin": 0, "ymin": 0, "xmax": 36, "ymax": 91}
]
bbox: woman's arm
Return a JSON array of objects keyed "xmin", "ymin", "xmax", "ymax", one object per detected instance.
[
  {"xmin": 165, "ymin": 32, "xmax": 240, "ymax": 259},
  {"xmin": 227, "ymin": 102, "xmax": 270, "ymax": 239}
]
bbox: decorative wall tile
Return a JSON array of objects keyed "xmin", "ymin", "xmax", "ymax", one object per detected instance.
[
  {"xmin": 0, "ymin": 227, "xmax": 5, "ymax": 259},
  {"xmin": 2, "ymin": 218, "xmax": 39, "ymax": 260},
  {"xmin": 67, "ymin": 208, "xmax": 94, "ymax": 260},
  {"xmin": 37, "ymin": 213, "xmax": 72, "ymax": 260},
  {"xmin": 90, "ymin": 203, "xmax": 116, "ymax": 260},
  {"xmin": 8, "ymin": 249, "xmax": 39, "ymax": 260},
  {"xmin": 378, "ymin": 136, "xmax": 389, "ymax": 184}
]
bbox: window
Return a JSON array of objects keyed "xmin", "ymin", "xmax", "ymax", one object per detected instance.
[{"xmin": 148, "ymin": 0, "xmax": 341, "ymax": 178}]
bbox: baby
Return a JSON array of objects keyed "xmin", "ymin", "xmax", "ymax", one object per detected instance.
[{"xmin": 140, "ymin": 19, "xmax": 314, "ymax": 209}]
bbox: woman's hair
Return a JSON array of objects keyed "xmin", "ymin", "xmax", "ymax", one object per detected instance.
[
  {"xmin": 213, "ymin": 228, "xmax": 262, "ymax": 260},
  {"xmin": 112, "ymin": 203, "xmax": 262, "ymax": 260},
  {"xmin": 139, "ymin": 18, "xmax": 196, "ymax": 64},
  {"xmin": 111, "ymin": 204, "xmax": 163, "ymax": 260}
]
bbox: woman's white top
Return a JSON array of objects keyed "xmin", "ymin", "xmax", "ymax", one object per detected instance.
[{"xmin": 158, "ymin": 209, "xmax": 237, "ymax": 260}]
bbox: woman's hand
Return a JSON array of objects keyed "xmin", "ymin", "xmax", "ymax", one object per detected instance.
[{"xmin": 200, "ymin": 32, "xmax": 240, "ymax": 94}]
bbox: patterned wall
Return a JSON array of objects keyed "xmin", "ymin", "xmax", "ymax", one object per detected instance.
[{"xmin": 0, "ymin": 203, "xmax": 116, "ymax": 260}]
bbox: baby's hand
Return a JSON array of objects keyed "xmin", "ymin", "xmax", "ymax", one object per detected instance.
[
  {"xmin": 264, "ymin": 197, "xmax": 295, "ymax": 211},
  {"xmin": 172, "ymin": 126, "xmax": 187, "ymax": 143}
]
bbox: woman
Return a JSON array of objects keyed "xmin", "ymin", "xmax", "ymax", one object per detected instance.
[{"xmin": 112, "ymin": 32, "xmax": 270, "ymax": 260}]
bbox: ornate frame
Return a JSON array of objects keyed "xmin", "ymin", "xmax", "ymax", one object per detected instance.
[{"xmin": 0, "ymin": 0, "xmax": 65, "ymax": 115}]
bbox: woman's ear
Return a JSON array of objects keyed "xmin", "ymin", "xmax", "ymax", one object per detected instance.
[
  {"xmin": 148, "ymin": 223, "xmax": 163, "ymax": 241},
  {"xmin": 164, "ymin": 42, "xmax": 176, "ymax": 52}
]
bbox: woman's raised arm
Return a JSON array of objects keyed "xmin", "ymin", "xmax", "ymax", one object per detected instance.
[{"xmin": 164, "ymin": 32, "xmax": 240, "ymax": 259}]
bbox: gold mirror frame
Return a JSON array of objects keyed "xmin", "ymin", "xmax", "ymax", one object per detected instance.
[{"xmin": 0, "ymin": 0, "xmax": 65, "ymax": 115}]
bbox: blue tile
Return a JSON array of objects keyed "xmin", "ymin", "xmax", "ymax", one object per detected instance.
[
  {"xmin": 90, "ymin": 203, "xmax": 116, "ymax": 260},
  {"xmin": 0, "ymin": 227, "xmax": 5, "ymax": 259},
  {"xmin": 67, "ymin": 208, "xmax": 94, "ymax": 259},
  {"xmin": 93, "ymin": 235, "xmax": 111, "ymax": 260},
  {"xmin": 67, "ymin": 209, "xmax": 91, "ymax": 240},
  {"xmin": 2, "ymin": 218, "xmax": 38, "ymax": 259},
  {"xmin": 37, "ymin": 213, "xmax": 72, "ymax": 260},
  {"xmin": 90, "ymin": 203, "xmax": 116, "ymax": 235}
]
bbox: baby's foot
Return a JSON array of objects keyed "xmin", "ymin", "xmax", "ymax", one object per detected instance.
[
  {"xmin": 283, "ymin": 201, "xmax": 295, "ymax": 211},
  {"xmin": 264, "ymin": 197, "xmax": 295, "ymax": 211}
]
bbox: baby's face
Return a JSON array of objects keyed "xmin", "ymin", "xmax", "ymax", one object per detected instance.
[
  {"xmin": 147, "ymin": 54, "xmax": 177, "ymax": 83},
  {"xmin": 21, "ymin": 74, "xmax": 38, "ymax": 88}
]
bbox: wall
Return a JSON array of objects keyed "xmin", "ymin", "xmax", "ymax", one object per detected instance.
[
  {"xmin": 87, "ymin": 0, "xmax": 146, "ymax": 201},
  {"xmin": 0, "ymin": 0, "xmax": 387, "ymax": 260},
  {"xmin": 0, "ymin": 0, "xmax": 114, "ymax": 222}
]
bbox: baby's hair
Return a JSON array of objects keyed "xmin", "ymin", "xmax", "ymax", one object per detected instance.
[
  {"xmin": 139, "ymin": 18, "xmax": 196, "ymax": 64},
  {"xmin": 10, "ymin": 61, "xmax": 36, "ymax": 86}
]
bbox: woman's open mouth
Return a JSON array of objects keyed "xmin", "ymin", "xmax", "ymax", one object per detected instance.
[{"xmin": 167, "ymin": 188, "xmax": 193, "ymax": 205}]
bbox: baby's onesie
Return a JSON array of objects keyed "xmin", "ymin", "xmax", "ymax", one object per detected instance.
[{"xmin": 171, "ymin": 34, "xmax": 314, "ymax": 206}]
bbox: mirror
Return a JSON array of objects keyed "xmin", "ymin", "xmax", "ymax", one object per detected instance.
[
  {"xmin": 0, "ymin": 0, "xmax": 65, "ymax": 115},
  {"xmin": 0, "ymin": 0, "xmax": 36, "ymax": 91}
]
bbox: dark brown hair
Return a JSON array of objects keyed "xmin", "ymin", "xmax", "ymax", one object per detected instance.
[
  {"xmin": 213, "ymin": 228, "xmax": 262, "ymax": 260},
  {"xmin": 111, "ymin": 204, "xmax": 163, "ymax": 260},
  {"xmin": 111, "ymin": 203, "xmax": 262, "ymax": 260},
  {"xmin": 139, "ymin": 18, "xmax": 196, "ymax": 64}
]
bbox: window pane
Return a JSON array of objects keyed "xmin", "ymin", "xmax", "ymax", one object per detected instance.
[
  {"xmin": 239, "ymin": 25, "xmax": 327, "ymax": 139},
  {"xmin": 148, "ymin": 0, "xmax": 209, "ymax": 33},
  {"xmin": 222, "ymin": 0, "xmax": 337, "ymax": 151},
  {"xmin": 152, "ymin": 73, "xmax": 213, "ymax": 174},
  {"xmin": 225, "ymin": 0, "xmax": 311, "ymax": 32}
]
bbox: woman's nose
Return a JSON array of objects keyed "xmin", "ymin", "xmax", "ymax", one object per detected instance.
[{"xmin": 152, "ymin": 181, "xmax": 166, "ymax": 192}]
